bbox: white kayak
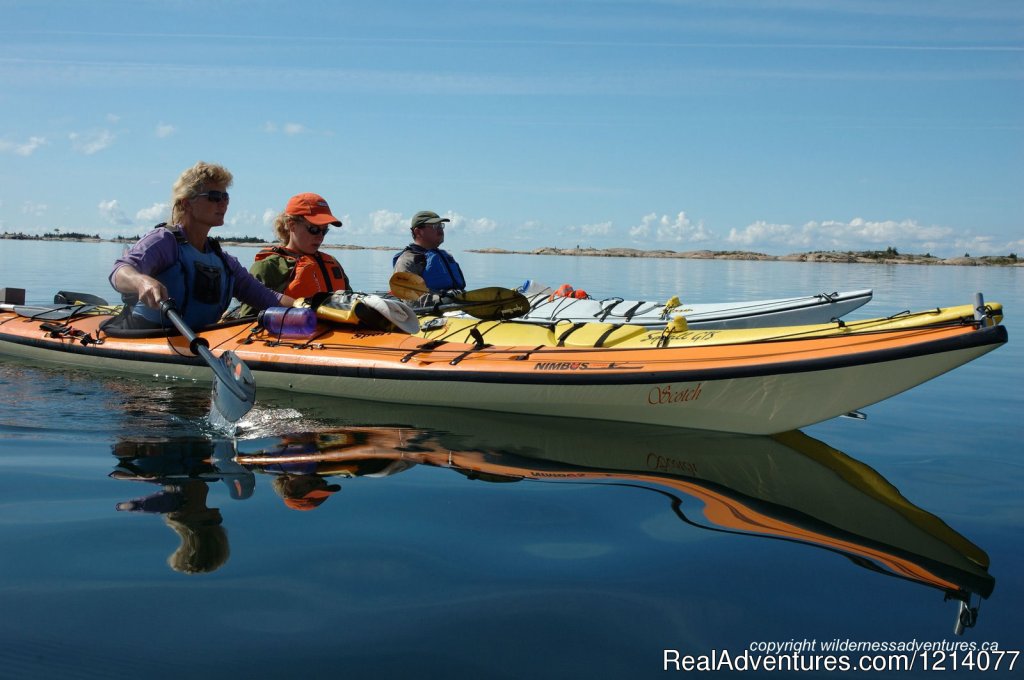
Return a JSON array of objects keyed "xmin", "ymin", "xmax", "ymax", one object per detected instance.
[{"xmin": 465, "ymin": 281, "xmax": 874, "ymax": 330}]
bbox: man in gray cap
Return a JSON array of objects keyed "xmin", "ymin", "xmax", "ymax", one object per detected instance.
[{"xmin": 392, "ymin": 210, "xmax": 467, "ymax": 295}]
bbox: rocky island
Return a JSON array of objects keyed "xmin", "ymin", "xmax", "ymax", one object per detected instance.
[
  {"xmin": 2, "ymin": 232, "xmax": 1018, "ymax": 265},
  {"xmin": 469, "ymin": 246, "xmax": 1021, "ymax": 266}
]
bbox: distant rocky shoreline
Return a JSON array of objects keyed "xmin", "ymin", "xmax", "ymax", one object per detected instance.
[
  {"xmin": 2, "ymin": 233, "xmax": 1018, "ymax": 266},
  {"xmin": 469, "ymin": 246, "xmax": 1021, "ymax": 267}
]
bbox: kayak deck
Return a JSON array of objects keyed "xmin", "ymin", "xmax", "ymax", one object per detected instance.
[{"xmin": 422, "ymin": 302, "xmax": 1000, "ymax": 349}]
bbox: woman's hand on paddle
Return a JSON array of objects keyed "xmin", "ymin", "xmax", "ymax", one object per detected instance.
[
  {"xmin": 112, "ymin": 265, "xmax": 168, "ymax": 309},
  {"xmin": 134, "ymin": 275, "xmax": 169, "ymax": 310}
]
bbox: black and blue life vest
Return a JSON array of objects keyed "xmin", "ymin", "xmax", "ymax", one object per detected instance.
[
  {"xmin": 131, "ymin": 225, "xmax": 234, "ymax": 329},
  {"xmin": 393, "ymin": 246, "xmax": 466, "ymax": 292}
]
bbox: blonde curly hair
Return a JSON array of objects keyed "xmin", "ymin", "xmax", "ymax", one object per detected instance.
[
  {"xmin": 272, "ymin": 212, "xmax": 310, "ymax": 245},
  {"xmin": 170, "ymin": 161, "xmax": 233, "ymax": 226}
]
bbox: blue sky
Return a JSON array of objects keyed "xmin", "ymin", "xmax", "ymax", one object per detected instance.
[{"xmin": 1, "ymin": 0, "xmax": 1021, "ymax": 256}]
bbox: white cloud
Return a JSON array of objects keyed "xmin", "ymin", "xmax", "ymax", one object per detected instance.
[
  {"xmin": 566, "ymin": 220, "xmax": 614, "ymax": 239},
  {"xmin": 262, "ymin": 208, "xmax": 277, "ymax": 225},
  {"xmin": 445, "ymin": 211, "xmax": 497, "ymax": 235},
  {"xmin": 363, "ymin": 209, "xmax": 406, "ymax": 235},
  {"xmin": 727, "ymin": 220, "xmax": 808, "ymax": 248},
  {"xmin": 106, "ymin": 113, "xmax": 120, "ymax": 123},
  {"xmin": 580, "ymin": 221, "xmax": 613, "ymax": 237},
  {"xmin": 951, "ymin": 234, "xmax": 1024, "ymax": 257},
  {"xmin": 99, "ymin": 199, "xmax": 132, "ymax": 225},
  {"xmin": 155, "ymin": 123, "xmax": 176, "ymax": 138},
  {"xmin": 0, "ymin": 136, "xmax": 47, "ymax": 156},
  {"xmin": 69, "ymin": 130, "xmax": 115, "ymax": 155},
  {"xmin": 22, "ymin": 201, "xmax": 48, "ymax": 216},
  {"xmin": 630, "ymin": 212, "xmax": 712, "ymax": 243},
  {"xmin": 136, "ymin": 203, "xmax": 167, "ymax": 223},
  {"xmin": 727, "ymin": 217, "xmax": 956, "ymax": 253},
  {"xmin": 262, "ymin": 121, "xmax": 308, "ymax": 135},
  {"xmin": 816, "ymin": 217, "xmax": 953, "ymax": 245},
  {"xmin": 226, "ymin": 210, "xmax": 262, "ymax": 230},
  {"xmin": 1004, "ymin": 239, "xmax": 1024, "ymax": 256},
  {"xmin": 465, "ymin": 216, "xmax": 498, "ymax": 235}
]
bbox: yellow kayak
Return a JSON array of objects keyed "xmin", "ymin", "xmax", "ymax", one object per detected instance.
[{"xmin": 418, "ymin": 302, "xmax": 1002, "ymax": 349}]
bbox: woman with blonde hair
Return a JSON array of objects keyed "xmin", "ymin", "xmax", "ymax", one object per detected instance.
[
  {"xmin": 237, "ymin": 192, "xmax": 350, "ymax": 317},
  {"xmin": 110, "ymin": 161, "xmax": 294, "ymax": 329}
]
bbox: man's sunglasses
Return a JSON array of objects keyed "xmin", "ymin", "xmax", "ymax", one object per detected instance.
[
  {"xmin": 305, "ymin": 224, "xmax": 330, "ymax": 236},
  {"xmin": 195, "ymin": 190, "xmax": 230, "ymax": 203}
]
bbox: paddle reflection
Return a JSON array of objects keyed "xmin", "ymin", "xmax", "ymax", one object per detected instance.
[{"xmin": 108, "ymin": 412, "xmax": 993, "ymax": 634}]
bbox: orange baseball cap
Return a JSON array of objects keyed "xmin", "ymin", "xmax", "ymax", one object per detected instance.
[
  {"xmin": 282, "ymin": 485, "xmax": 341, "ymax": 511},
  {"xmin": 286, "ymin": 192, "xmax": 343, "ymax": 226}
]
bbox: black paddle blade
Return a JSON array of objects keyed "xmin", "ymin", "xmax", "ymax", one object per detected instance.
[
  {"xmin": 8, "ymin": 304, "xmax": 97, "ymax": 321},
  {"xmin": 54, "ymin": 291, "xmax": 111, "ymax": 306}
]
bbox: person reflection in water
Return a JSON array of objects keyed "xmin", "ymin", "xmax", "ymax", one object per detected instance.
[
  {"xmin": 111, "ymin": 438, "xmax": 248, "ymax": 574},
  {"xmin": 117, "ymin": 479, "xmax": 230, "ymax": 574},
  {"xmin": 256, "ymin": 430, "xmax": 425, "ymax": 510},
  {"xmin": 271, "ymin": 474, "xmax": 342, "ymax": 511}
]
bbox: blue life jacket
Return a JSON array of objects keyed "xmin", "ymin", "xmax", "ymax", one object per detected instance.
[
  {"xmin": 131, "ymin": 226, "xmax": 234, "ymax": 329},
  {"xmin": 393, "ymin": 246, "xmax": 466, "ymax": 292}
]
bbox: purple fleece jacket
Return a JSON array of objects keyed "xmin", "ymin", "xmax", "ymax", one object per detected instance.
[{"xmin": 110, "ymin": 227, "xmax": 282, "ymax": 310}]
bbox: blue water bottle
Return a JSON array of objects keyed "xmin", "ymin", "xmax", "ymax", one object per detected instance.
[{"xmin": 258, "ymin": 307, "xmax": 318, "ymax": 337}]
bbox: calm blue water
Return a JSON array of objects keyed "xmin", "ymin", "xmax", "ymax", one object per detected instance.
[{"xmin": 0, "ymin": 241, "xmax": 1021, "ymax": 678}]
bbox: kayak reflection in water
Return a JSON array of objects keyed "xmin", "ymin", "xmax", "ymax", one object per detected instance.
[
  {"xmin": 110, "ymin": 438, "xmax": 253, "ymax": 574},
  {"xmin": 106, "ymin": 413, "xmax": 993, "ymax": 634},
  {"xmin": 253, "ymin": 430, "xmax": 419, "ymax": 511},
  {"xmin": 234, "ymin": 417, "xmax": 995, "ymax": 636}
]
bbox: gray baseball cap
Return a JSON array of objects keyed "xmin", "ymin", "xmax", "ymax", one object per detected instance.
[{"xmin": 411, "ymin": 210, "xmax": 451, "ymax": 229}]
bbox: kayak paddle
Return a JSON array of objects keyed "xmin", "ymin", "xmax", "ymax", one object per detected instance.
[
  {"xmin": 0, "ymin": 302, "xmax": 105, "ymax": 320},
  {"xmin": 0, "ymin": 291, "xmax": 120, "ymax": 320},
  {"xmin": 160, "ymin": 300, "xmax": 255, "ymax": 422},
  {"xmin": 54, "ymin": 291, "xmax": 112, "ymax": 306},
  {"xmin": 389, "ymin": 272, "xmax": 531, "ymax": 321}
]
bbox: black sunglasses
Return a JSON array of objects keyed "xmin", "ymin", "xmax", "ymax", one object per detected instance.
[
  {"xmin": 195, "ymin": 190, "xmax": 230, "ymax": 203},
  {"xmin": 305, "ymin": 224, "xmax": 330, "ymax": 236}
]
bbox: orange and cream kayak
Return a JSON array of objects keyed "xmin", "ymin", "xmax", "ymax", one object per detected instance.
[{"xmin": 0, "ymin": 297, "xmax": 1007, "ymax": 434}]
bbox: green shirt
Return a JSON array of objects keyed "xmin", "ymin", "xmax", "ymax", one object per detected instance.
[{"xmin": 237, "ymin": 253, "xmax": 294, "ymax": 317}]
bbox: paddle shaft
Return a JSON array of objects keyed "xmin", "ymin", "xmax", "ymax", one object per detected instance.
[
  {"xmin": 160, "ymin": 302, "xmax": 251, "ymax": 402},
  {"xmin": 412, "ymin": 298, "xmax": 524, "ymax": 320}
]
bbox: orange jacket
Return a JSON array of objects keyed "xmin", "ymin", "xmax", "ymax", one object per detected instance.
[{"xmin": 254, "ymin": 247, "xmax": 350, "ymax": 299}]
